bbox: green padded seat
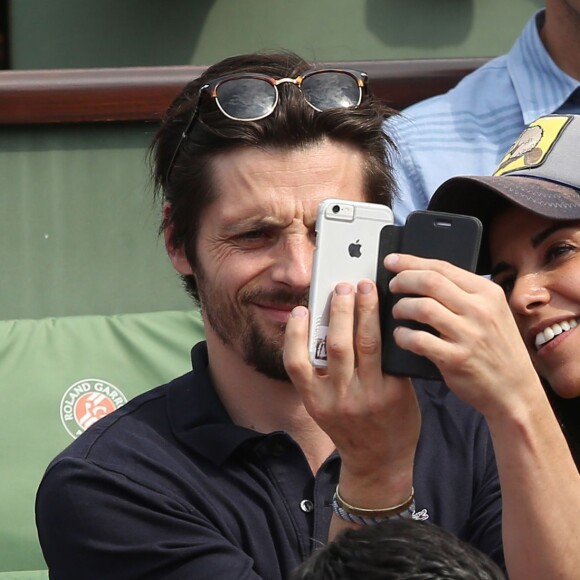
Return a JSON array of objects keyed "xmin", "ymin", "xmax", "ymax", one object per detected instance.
[
  {"xmin": 0, "ymin": 572, "xmax": 49, "ymax": 579},
  {"xmin": 0, "ymin": 309, "xmax": 204, "ymax": 574}
]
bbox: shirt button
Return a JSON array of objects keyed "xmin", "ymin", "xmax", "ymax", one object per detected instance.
[{"xmin": 300, "ymin": 499, "xmax": 314, "ymax": 513}]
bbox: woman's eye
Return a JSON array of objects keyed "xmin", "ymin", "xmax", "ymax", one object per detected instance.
[
  {"xmin": 492, "ymin": 275, "xmax": 515, "ymax": 298},
  {"xmin": 546, "ymin": 243, "xmax": 574, "ymax": 261}
]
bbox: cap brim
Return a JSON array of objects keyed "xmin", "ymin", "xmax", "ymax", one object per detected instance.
[{"xmin": 429, "ymin": 175, "xmax": 580, "ymax": 273}]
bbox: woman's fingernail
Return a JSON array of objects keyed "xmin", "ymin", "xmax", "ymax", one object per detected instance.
[{"xmin": 384, "ymin": 253, "xmax": 400, "ymax": 267}]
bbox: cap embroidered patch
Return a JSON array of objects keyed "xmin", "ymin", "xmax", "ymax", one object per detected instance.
[{"xmin": 494, "ymin": 115, "xmax": 572, "ymax": 176}]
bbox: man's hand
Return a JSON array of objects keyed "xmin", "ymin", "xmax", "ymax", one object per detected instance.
[{"xmin": 284, "ymin": 279, "xmax": 420, "ymax": 529}]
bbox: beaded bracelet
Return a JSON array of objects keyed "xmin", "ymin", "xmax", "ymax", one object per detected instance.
[{"xmin": 332, "ymin": 485, "xmax": 415, "ymax": 525}]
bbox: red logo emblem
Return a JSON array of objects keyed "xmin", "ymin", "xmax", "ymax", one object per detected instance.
[{"xmin": 60, "ymin": 379, "xmax": 127, "ymax": 439}]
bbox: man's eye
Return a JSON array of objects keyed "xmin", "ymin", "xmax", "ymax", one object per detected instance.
[
  {"xmin": 240, "ymin": 230, "xmax": 265, "ymax": 239},
  {"xmin": 235, "ymin": 229, "xmax": 273, "ymax": 243}
]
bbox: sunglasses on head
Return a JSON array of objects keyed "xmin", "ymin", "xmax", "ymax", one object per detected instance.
[{"xmin": 166, "ymin": 68, "xmax": 368, "ymax": 182}]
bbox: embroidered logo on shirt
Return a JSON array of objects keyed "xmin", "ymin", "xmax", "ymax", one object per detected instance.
[
  {"xmin": 411, "ymin": 507, "xmax": 429, "ymax": 521},
  {"xmin": 60, "ymin": 378, "xmax": 127, "ymax": 439}
]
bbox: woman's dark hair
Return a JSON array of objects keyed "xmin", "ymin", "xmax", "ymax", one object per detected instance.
[
  {"xmin": 149, "ymin": 50, "xmax": 397, "ymax": 303},
  {"xmin": 545, "ymin": 388, "xmax": 580, "ymax": 469}
]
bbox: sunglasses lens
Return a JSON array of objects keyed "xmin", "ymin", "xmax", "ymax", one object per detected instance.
[
  {"xmin": 301, "ymin": 72, "xmax": 362, "ymax": 111},
  {"xmin": 215, "ymin": 78, "xmax": 278, "ymax": 120}
]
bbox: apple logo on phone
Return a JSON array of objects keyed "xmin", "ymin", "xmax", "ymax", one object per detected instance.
[{"xmin": 348, "ymin": 239, "xmax": 362, "ymax": 258}]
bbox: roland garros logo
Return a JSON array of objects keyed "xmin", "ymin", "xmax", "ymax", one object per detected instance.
[{"xmin": 60, "ymin": 379, "xmax": 127, "ymax": 439}]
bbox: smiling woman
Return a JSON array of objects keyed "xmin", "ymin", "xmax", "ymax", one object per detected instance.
[
  {"xmin": 406, "ymin": 112, "xmax": 580, "ymax": 580},
  {"xmin": 430, "ymin": 113, "xmax": 580, "ymax": 456}
]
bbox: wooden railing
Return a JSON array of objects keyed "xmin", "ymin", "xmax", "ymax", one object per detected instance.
[{"xmin": 0, "ymin": 58, "xmax": 488, "ymax": 125}]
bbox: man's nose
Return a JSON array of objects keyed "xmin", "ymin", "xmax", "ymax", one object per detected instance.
[{"xmin": 270, "ymin": 235, "xmax": 314, "ymax": 290}]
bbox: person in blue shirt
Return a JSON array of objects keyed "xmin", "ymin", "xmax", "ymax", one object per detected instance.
[{"xmin": 388, "ymin": 0, "xmax": 580, "ymax": 224}]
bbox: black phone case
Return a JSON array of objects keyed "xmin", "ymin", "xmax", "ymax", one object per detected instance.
[{"xmin": 377, "ymin": 210, "xmax": 482, "ymax": 380}]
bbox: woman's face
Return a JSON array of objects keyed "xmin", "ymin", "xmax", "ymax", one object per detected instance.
[{"xmin": 489, "ymin": 206, "xmax": 580, "ymax": 398}]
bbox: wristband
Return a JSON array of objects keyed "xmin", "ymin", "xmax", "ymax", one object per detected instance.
[{"xmin": 332, "ymin": 485, "xmax": 415, "ymax": 525}]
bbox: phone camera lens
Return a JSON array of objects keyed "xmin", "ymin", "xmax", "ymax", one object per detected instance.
[{"xmin": 332, "ymin": 205, "xmax": 340, "ymax": 214}]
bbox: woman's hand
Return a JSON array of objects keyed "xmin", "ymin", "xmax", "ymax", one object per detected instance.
[{"xmin": 384, "ymin": 253, "xmax": 541, "ymax": 418}]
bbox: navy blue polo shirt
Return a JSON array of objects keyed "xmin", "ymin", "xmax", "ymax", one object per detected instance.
[{"xmin": 36, "ymin": 342, "xmax": 503, "ymax": 579}]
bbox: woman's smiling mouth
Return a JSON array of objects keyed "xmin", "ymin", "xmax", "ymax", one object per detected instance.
[{"xmin": 535, "ymin": 318, "xmax": 579, "ymax": 350}]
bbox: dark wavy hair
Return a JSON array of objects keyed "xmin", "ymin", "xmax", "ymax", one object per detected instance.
[
  {"xmin": 291, "ymin": 519, "xmax": 506, "ymax": 580},
  {"xmin": 149, "ymin": 50, "xmax": 397, "ymax": 303}
]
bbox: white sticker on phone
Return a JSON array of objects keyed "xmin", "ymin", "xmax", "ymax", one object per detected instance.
[{"xmin": 313, "ymin": 324, "xmax": 328, "ymax": 363}]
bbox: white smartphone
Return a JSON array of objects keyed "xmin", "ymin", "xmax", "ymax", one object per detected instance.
[{"xmin": 308, "ymin": 199, "xmax": 394, "ymax": 367}]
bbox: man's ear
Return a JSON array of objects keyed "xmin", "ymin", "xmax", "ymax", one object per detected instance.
[{"xmin": 163, "ymin": 202, "xmax": 193, "ymax": 276}]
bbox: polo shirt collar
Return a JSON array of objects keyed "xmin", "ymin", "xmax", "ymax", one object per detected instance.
[
  {"xmin": 508, "ymin": 9, "xmax": 580, "ymax": 125},
  {"xmin": 168, "ymin": 341, "xmax": 281, "ymax": 465}
]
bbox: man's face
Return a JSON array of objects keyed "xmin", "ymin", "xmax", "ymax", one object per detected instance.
[{"xmin": 170, "ymin": 139, "xmax": 368, "ymax": 381}]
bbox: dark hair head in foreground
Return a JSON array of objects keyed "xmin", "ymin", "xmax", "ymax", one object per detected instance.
[{"xmin": 291, "ymin": 519, "xmax": 505, "ymax": 580}]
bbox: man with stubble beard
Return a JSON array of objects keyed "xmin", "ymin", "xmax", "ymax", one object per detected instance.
[{"xmin": 36, "ymin": 51, "xmax": 503, "ymax": 579}]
